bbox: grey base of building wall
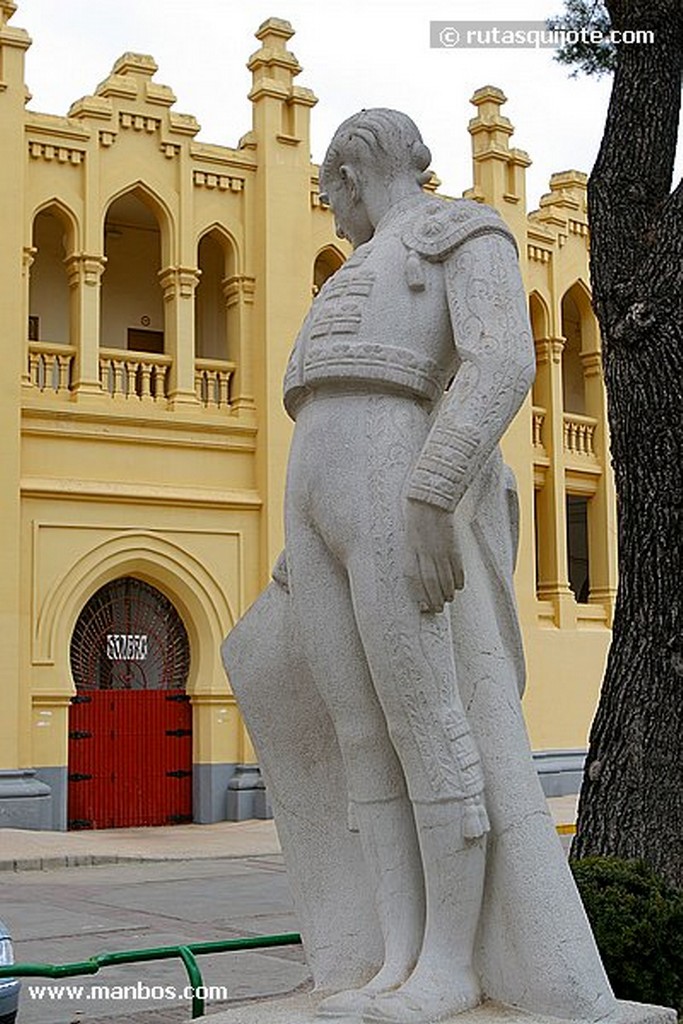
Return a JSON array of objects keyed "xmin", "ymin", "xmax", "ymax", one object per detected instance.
[
  {"xmin": 0, "ymin": 769, "xmax": 53, "ymax": 830},
  {"xmin": 226, "ymin": 764, "xmax": 272, "ymax": 822},
  {"xmin": 193, "ymin": 763, "xmax": 272, "ymax": 823},
  {"xmin": 533, "ymin": 749, "xmax": 586, "ymax": 797},
  {"xmin": 193, "ymin": 762, "xmax": 239, "ymax": 824},
  {"xmin": 33, "ymin": 767, "xmax": 68, "ymax": 830}
]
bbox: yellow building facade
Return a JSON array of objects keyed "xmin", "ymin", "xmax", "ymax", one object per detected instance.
[{"xmin": 0, "ymin": 3, "xmax": 616, "ymax": 830}]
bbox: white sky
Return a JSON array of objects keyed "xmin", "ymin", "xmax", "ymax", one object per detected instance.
[{"xmin": 12, "ymin": 0, "xmax": 656, "ymax": 208}]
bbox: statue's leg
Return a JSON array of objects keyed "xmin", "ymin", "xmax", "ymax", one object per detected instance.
[
  {"xmin": 365, "ymin": 802, "xmax": 485, "ymax": 1023},
  {"xmin": 345, "ymin": 552, "xmax": 486, "ymax": 1022},
  {"xmin": 317, "ymin": 797, "xmax": 425, "ymax": 1019},
  {"xmin": 285, "ymin": 519, "xmax": 426, "ymax": 1017}
]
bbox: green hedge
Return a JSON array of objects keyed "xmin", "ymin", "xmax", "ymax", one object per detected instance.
[{"xmin": 570, "ymin": 857, "xmax": 683, "ymax": 1013}]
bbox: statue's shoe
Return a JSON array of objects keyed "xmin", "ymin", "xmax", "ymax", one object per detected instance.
[
  {"xmin": 361, "ymin": 974, "xmax": 480, "ymax": 1024},
  {"xmin": 316, "ymin": 987, "xmax": 379, "ymax": 1018}
]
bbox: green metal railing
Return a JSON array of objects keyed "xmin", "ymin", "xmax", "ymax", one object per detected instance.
[{"xmin": 0, "ymin": 931, "xmax": 302, "ymax": 1019}]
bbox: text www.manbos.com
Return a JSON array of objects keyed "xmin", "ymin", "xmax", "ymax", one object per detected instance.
[{"xmin": 27, "ymin": 981, "xmax": 229, "ymax": 1001}]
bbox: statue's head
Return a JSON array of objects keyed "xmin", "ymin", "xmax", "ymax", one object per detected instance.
[{"xmin": 320, "ymin": 109, "xmax": 432, "ymax": 246}]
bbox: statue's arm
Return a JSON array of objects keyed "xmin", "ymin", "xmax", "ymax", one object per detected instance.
[
  {"xmin": 408, "ymin": 231, "xmax": 535, "ymax": 513},
  {"xmin": 403, "ymin": 231, "xmax": 534, "ymax": 612}
]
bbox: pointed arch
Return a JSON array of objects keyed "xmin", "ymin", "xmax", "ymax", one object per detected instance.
[
  {"xmin": 103, "ymin": 180, "xmax": 174, "ymax": 263},
  {"xmin": 528, "ymin": 290, "xmax": 550, "ymax": 341},
  {"xmin": 561, "ymin": 280, "xmax": 599, "ymax": 350},
  {"xmin": 101, "ymin": 185, "xmax": 169, "ymax": 354},
  {"xmin": 561, "ymin": 282, "xmax": 591, "ymax": 414},
  {"xmin": 196, "ymin": 222, "xmax": 240, "ymax": 278},
  {"xmin": 195, "ymin": 225, "xmax": 240, "ymax": 361},
  {"xmin": 30, "ymin": 198, "xmax": 80, "ymax": 255},
  {"xmin": 29, "ymin": 201, "xmax": 78, "ymax": 347},
  {"xmin": 313, "ymin": 244, "xmax": 345, "ymax": 294}
]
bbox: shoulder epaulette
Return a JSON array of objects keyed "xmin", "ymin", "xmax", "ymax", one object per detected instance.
[{"xmin": 402, "ymin": 198, "xmax": 517, "ymax": 262}]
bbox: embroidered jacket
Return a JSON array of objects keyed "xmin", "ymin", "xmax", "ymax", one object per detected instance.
[{"xmin": 283, "ymin": 195, "xmax": 534, "ymax": 512}]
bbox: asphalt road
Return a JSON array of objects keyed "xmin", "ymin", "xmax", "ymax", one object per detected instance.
[{"xmin": 0, "ymin": 856, "xmax": 310, "ymax": 1024}]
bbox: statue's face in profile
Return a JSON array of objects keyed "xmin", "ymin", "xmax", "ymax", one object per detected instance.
[{"xmin": 320, "ymin": 168, "xmax": 374, "ymax": 249}]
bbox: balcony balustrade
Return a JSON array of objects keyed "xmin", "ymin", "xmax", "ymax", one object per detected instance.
[{"xmin": 27, "ymin": 342, "xmax": 75, "ymax": 394}]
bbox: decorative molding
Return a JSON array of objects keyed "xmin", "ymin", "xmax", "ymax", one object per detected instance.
[
  {"xmin": 568, "ymin": 219, "xmax": 589, "ymax": 238},
  {"xmin": 193, "ymin": 170, "xmax": 245, "ymax": 191},
  {"xmin": 527, "ymin": 244, "xmax": 551, "ymax": 264},
  {"xmin": 158, "ymin": 266, "xmax": 201, "ymax": 301},
  {"xmin": 120, "ymin": 111, "xmax": 160, "ymax": 133},
  {"xmin": 223, "ymin": 274, "xmax": 255, "ymax": 307},
  {"xmin": 22, "ymin": 244, "xmax": 37, "ymax": 273},
  {"xmin": 65, "ymin": 254, "xmax": 107, "ymax": 289},
  {"xmin": 29, "ymin": 141, "xmax": 84, "ymax": 164}
]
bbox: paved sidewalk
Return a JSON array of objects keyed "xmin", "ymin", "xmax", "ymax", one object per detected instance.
[
  {"xmin": 0, "ymin": 795, "xmax": 577, "ymax": 872},
  {"xmin": 0, "ymin": 819, "xmax": 281, "ymax": 872}
]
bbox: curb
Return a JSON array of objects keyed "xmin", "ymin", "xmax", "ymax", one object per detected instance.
[
  {"xmin": 0, "ymin": 854, "xmax": 154, "ymax": 873},
  {"xmin": 0, "ymin": 851, "xmax": 283, "ymax": 873}
]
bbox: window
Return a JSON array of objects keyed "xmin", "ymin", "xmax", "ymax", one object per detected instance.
[
  {"xmin": 127, "ymin": 328, "xmax": 164, "ymax": 354},
  {"xmin": 566, "ymin": 495, "xmax": 590, "ymax": 603}
]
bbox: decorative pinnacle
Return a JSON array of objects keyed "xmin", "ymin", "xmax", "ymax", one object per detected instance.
[
  {"xmin": 0, "ymin": 0, "xmax": 18, "ymax": 29},
  {"xmin": 110, "ymin": 53, "xmax": 159, "ymax": 78},
  {"xmin": 468, "ymin": 84, "xmax": 515, "ymax": 151},
  {"xmin": 470, "ymin": 85, "xmax": 508, "ymax": 107},
  {"xmin": 247, "ymin": 16, "xmax": 302, "ymax": 87},
  {"xmin": 255, "ymin": 17, "xmax": 295, "ymax": 47}
]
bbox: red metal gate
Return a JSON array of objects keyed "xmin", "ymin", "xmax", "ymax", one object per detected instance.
[
  {"xmin": 68, "ymin": 691, "xmax": 192, "ymax": 829},
  {"xmin": 68, "ymin": 577, "xmax": 192, "ymax": 829}
]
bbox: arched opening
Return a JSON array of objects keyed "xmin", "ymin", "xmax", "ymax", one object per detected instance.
[
  {"xmin": 195, "ymin": 228, "xmax": 239, "ymax": 408},
  {"xmin": 68, "ymin": 576, "xmax": 192, "ymax": 829},
  {"xmin": 528, "ymin": 291, "xmax": 549, "ymax": 408},
  {"xmin": 101, "ymin": 192, "xmax": 164, "ymax": 354},
  {"xmin": 195, "ymin": 231, "xmax": 228, "ymax": 360},
  {"xmin": 313, "ymin": 246, "xmax": 344, "ymax": 295},
  {"xmin": 529, "ymin": 291, "xmax": 548, "ymax": 341},
  {"xmin": 29, "ymin": 207, "xmax": 73, "ymax": 346},
  {"xmin": 561, "ymin": 288, "xmax": 586, "ymax": 414},
  {"xmin": 528, "ymin": 291, "xmax": 550, "ymax": 458}
]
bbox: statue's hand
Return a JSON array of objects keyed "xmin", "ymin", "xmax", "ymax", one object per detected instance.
[{"xmin": 404, "ymin": 498, "xmax": 464, "ymax": 613}]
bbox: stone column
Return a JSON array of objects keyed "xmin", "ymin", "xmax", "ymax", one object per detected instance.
[
  {"xmin": 159, "ymin": 265, "xmax": 200, "ymax": 407},
  {"xmin": 581, "ymin": 350, "xmax": 618, "ymax": 624},
  {"xmin": 21, "ymin": 244, "xmax": 36, "ymax": 388},
  {"xmin": 223, "ymin": 273, "xmax": 256, "ymax": 416},
  {"xmin": 534, "ymin": 336, "xmax": 575, "ymax": 627},
  {"xmin": 66, "ymin": 253, "xmax": 107, "ymax": 396}
]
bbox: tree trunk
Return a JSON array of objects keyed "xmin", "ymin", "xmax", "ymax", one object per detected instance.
[{"xmin": 571, "ymin": 1, "xmax": 683, "ymax": 887}]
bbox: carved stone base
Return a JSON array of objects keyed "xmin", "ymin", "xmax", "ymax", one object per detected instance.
[{"xmin": 199, "ymin": 992, "xmax": 676, "ymax": 1024}]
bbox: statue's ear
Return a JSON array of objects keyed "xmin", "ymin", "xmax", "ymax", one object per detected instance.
[{"xmin": 339, "ymin": 163, "xmax": 361, "ymax": 202}]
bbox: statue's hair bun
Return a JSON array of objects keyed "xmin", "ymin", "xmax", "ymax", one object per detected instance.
[
  {"xmin": 411, "ymin": 140, "xmax": 432, "ymax": 184},
  {"xmin": 411, "ymin": 140, "xmax": 431, "ymax": 172}
]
